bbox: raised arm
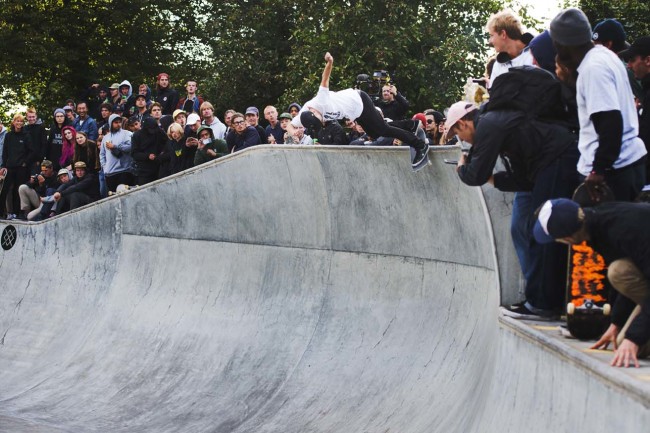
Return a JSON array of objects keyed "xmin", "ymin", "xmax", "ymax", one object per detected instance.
[{"xmin": 320, "ymin": 52, "xmax": 334, "ymax": 88}]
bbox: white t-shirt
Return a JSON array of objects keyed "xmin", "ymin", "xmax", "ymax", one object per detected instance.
[
  {"xmin": 575, "ymin": 46, "xmax": 647, "ymax": 176},
  {"xmin": 488, "ymin": 49, "xmax": 534, "ymax": 89},
  {"xmin": 292, "ymin": 86, "xmax": 363, "ymax": 127}
]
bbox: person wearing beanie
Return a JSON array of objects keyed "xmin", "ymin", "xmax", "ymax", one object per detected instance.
[
  {"xmin": 46, "ymin": 108, "xmax": 72, "ymax": 171},
  {"xmin": 550, "ymin": 7, "xmax": 646, "ymax": 203},
  {"xmin": 528, "ymin": 30, "xmax": 557, "ymax": 74},
  {"xmin": 534, "ymin": 198, "xmax": 650, "ymax": 368}
]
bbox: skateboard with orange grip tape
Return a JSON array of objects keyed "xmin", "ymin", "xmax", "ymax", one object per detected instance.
[{"xmin": 565, "ymin": 182, "xmax": 613, "ymax": 340}]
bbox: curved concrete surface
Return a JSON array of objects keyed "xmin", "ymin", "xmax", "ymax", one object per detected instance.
[{"xmin": 0, "ymin": 146, "xmax": 648, "ymax": 432}]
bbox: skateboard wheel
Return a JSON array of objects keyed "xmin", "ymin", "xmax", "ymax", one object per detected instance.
[
  {"xmin": 603, "ymin": 303, "xmax": 611, "ymax": 316},
  {"xmin": 567, "ymin": 302, "xmax": 575, "ymax": 315}
]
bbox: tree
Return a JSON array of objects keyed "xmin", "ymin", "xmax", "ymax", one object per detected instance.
[
  {"xmin": 0, "ymin": 0, "xmax": 200, "ymax": 119},
  {"xmin": 576, "ymin": 0, "xmax": 649, "ymax": 41}
]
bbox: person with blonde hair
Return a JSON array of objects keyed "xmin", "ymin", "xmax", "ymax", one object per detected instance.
[
  {"xmin": 485, "ymin": 9, "xmax": 533, "ymax": 88},
  {"xmin": 1, "ymin": 114, "xmax": 35, "ymax": 219},
  {"xmin": 200, "ymin": 101, "xmax": 226, "ymax": 139},
  {"xmin": 166, "ymin": 122, "xmax": 194, "ymax": 174}
]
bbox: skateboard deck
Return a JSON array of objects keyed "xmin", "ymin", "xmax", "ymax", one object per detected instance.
[
  {"xmin": 410, "ymin": 146, "xmax": 431, "ymax": 172},
  {"xmin": 565, "ymin": 182, "xmax": 613, "ymax": 340},
  {"xmin": 108, "ymin": 184, "xmax": 137, "ymax": 196},
  {"xmin": 0, "ymin": 168, "xmax": 6, "ymax": 198}
]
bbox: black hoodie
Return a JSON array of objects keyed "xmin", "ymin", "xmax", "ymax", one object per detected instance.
[{"xmin": 131, "ymin": 117, "xmax": 168, "ymax": 177}]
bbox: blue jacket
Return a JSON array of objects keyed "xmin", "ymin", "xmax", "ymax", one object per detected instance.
[{"xmin": 73, "ymin": 116, "xmax": 99, "ymax": 141}]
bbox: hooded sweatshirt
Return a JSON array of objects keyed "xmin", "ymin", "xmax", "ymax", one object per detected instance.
[
  {"xmin": 131, "ymin": 117, "xmax": 167, "ymax": 177},
  {"xmin": 100, "ymin": 113, "xmax": 134, "ymax": 175},
  {"xmin": 115, "ymin": 80, "xmax": 133, "ymax": 114}
]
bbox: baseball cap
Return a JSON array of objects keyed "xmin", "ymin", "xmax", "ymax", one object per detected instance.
[
  {"xmin": 186, "ymin": 113, "xmax": 200, "ymax": 124},
  {"xmin": 74, "ymin": 161, "xmax": 87, "ymax": 169},
  {"xmin": 443, "ymin": 102, "xmax": 477, "ymax": 134},
  {"xmin": 592, "ymin": 19, "xmax": 628, "ymax": 52},
  {"xmin": 41, "ymin": 160, "xmax": 53, "ymax": 168},
  {"xmin": 412, "ymin": 113, "xmax": 426, "ymax": 126},
  {"xmin": 109, "ymin": 83, "xmax": 120, "ymax": 90},
  {"xmin": 135, "ymin": 93, "xmax": 146, "ymax": 100},
  {"xmin": 278, "ymin": 112, "xmax": 292, "ymax": 120},
  {"xmin": 172, "ymin": 109, "xmax": 186, "ymax": 119},
  {"xmin": 63, "ymin": 106, "xmax": 74, "ymax": 111},
  {"xmin": 57, "ymin": 168, "xmax": 69, "ymax": 177},
  {"xmin": 533, "ymin": 199, "xmax": 582, "ymax": 244},
  {"xmin": 245, "ymin": 106, "xmax": 259, "ymax": 115},
  {"xmin": 619, "ymin": 36, "xmax": 650, "ymax": 61}
]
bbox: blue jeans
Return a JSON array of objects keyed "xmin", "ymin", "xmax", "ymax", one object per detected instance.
[
  {"xmin": 524, "ymin": 146, "xmax": 580, "ymax": 310},
  {"xmin": 511, "ymin": 192, "xmax": 533, "ymax": 283}
]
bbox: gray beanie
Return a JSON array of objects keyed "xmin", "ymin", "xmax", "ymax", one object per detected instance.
[{"xmin": 550, "ymin": 8, "xmax": 592, "ymax": 46}]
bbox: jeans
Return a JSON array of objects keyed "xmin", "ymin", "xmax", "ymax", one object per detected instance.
[
  {"xmin": 524, "ymin": 146, "xmax": 581, "ymax": 310},
  {"xmin": 510, "ymin": 192, "xmax": 533, "ymax": 283}
]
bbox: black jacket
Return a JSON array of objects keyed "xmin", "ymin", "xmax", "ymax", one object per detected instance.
[
  {"xmin": 458, "ymin": 109, "xmax": 577, "ymax": 191},
  {"xmin": 154, "ymin": 87, "xmax": 180, "ymax": 115},
  {"xmin": 59, "ymin": 172, "xmax": 100, "ymax": 201},
  {"xmin": 24, "ymin": 123, "xmax": 47, "ymax": 163},
  {"xmin": 375, "ymin": 93, "xmax": 410, "ymax": 120},
  {"xmin": 132, "ymin": 119, "xmax": 168, "ymax": 177},
  {"xmin": 639, "ymin": 75, "xmax": 650, "ymax": 180},
  {"xmin": 317, "ymin": 121, "xmax": 348, "ymax": 146},
  {"xmin": 585, "ymin": 202, "xmax": 650, "ymax": 346},
  {"xmin": 2, "ymin": 129, "xmax": 35, "ymax": 169}
]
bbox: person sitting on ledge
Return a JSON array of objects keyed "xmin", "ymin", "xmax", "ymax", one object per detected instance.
[{"xmin": 534, "ymin": 198, "xmax": 650, "ymax": 368}]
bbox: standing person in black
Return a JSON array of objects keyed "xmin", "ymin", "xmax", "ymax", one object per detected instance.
[
  {"xmin": 154, "ymin": 73, "xmax": 180, "ymax": 116},
  {"xmin": 375, "ymin": 84, "xmax": 410, "ymax": 121},
  {"xmin": 24, "ymin": 107, "xmax": 47, "ymax": 175},
  {"xmin": 1, "ymin": 114, "xmax": 35, "ymax": 219},
  {"xmin": 132, "ymin": 117, "xmax": 168, "ymax": 185}
]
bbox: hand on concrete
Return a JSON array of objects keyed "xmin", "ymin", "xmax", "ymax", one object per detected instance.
[
  {"xmin": 611, "ymin": 339, "xmax": 640, "ymax": 368},
  {"xmin": 591, "ymin": 323, "xmax": 619, "ymax": 351}
]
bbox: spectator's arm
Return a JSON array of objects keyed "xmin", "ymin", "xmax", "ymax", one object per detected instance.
[
  {"xmin": 100, "ymin": 140, "xmax": 107, "ymax": 168},
  {"xmin": 87, "ymin": 119, "xmax": 98, "ymax": 141},
  {"xmin": 591, "ymin": 110, "xmax": 623, "ymax": 175},
  {"xmin": 244, "ymin": 128, "xmax": 261, "ymax": 148},
  {"xmin": 130, "ymin": 133, "xmax": 147, "ymax": 162},
  {"xmin": 115, "ymin": 134, "xmax": 132, "ymax": 153}
]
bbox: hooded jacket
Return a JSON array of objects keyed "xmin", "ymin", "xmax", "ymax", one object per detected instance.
[
  {"xmin": 155, "ymin": 85, "xmax": 179, "ymax": 115},
  {"xmin": 114, "ymin": 80, "xmax": 133, "ymax": 114},
  {"xmin": 194, "ymin": 125, "xmax": 227, "ymax": 166},
  {"xmin": 132, "ymin": 117, "xmax": 168, "ymax": 177},
  {"xmin": 100, "ymin": 113, "xmax": 134, "ymax": 175}
]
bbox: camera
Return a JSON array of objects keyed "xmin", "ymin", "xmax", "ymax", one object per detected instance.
[{"xmin": 354, "ymin": 70, "xmax": 395, "ymax": 102}]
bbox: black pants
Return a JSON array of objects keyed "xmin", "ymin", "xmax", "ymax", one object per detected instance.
[
  {"xmin": 355, "ymin": 91, "xmax": 423, "ymax": 150},
  {"xmin": 58, "ymin": 192, "xmax": 92, "ymax": 213},
  {"xmin": 0, "ymin": 166, "xmax": 29, "ymax": 216},
  {"xmin": 106, "ymin": 172, "xmax": 136, "ymax": 193},
  {"xmin": 137, "ymin": 173, "xmax": 158, "ymax": 187}
]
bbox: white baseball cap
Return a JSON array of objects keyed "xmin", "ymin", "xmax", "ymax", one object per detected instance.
[
  {"xmin": 186, "ymin": 113, "xmax": 200, "ymax": 125},
  {"xmin": 443, "ymin": 102, "xmax": 478, "ymax": 134}
]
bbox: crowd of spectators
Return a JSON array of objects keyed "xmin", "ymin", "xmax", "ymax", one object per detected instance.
[
  {"xmin": 0, "ymin": 72, "xmax": 448, "ymax": 221},
  {"xmin": 0, "ymin": 6, "xmax": 648, "ymax": 366}
]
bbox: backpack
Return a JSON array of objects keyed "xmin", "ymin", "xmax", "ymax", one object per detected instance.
[{"xmin": 486, "ymin": 65, "xmax": 567, "ymax": 121}]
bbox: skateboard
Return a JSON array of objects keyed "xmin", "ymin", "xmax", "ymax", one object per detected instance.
[
  {"xmin": 108, "ymin": 184, "xmax": 137, "ymax": 196},
  {"xmin": 0, "ymin": 168, "xmax": 6, "ymax": 198},
  {"xmin": 410, "ymin": 145, "xmax": 431, "ymax": 172},
  {"xmin": 565, "ymin": 182, "xmax": 613, "ymax": 340}
]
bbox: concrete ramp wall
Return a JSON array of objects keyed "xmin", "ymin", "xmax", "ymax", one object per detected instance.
[{"xmin": 0, "ymin": 146, "xmax": 647, "ymax": 432}]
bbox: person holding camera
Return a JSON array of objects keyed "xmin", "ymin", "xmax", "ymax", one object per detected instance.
[
  {"xmin": 375, "ymin": 84, "xmax": 410, "ymax": 121},
  {"xmin": 194, "ymin": 126, "xmax": 227, "ymax": 166},
  {"xmin": 16, "ymin": 159, "xmax": 58, "ymax": 220}
]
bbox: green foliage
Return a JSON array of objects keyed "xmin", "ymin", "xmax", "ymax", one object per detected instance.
[
  {"xmin": 4, "ymin": 0, "xmax": 569, "ymax": 120},
  {"xmin": 0, "ymin": 0, "xmax": 199, "ymax": 118},
  {"xmin": 577, "ymin": 0, "xmax": 649, "ymax": 40}
]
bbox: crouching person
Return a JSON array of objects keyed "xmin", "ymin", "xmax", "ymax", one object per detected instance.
[
  {"xmin": 535, "ymin": 199, "xmax": 650, "ymax": 367},
  {"xmin": 52, "ymin": 161, "xmax": 100, "ymax": 214},
  {"xmin": 17, "ymin": 159, "xmax": 58, "ymax": 220}
]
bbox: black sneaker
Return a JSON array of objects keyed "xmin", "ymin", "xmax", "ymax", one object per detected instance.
[
  {"xmin": 502, "ymin": 302, "xmax": 557, "ymax": 321},
  {"xmin": 411, "ymin": 141, "xmax": 429, "ymax": 168}
]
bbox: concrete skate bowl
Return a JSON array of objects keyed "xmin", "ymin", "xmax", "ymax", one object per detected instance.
[{"xmin": 0, "ymin": 145, "xmax": 647, "ymax": 432}]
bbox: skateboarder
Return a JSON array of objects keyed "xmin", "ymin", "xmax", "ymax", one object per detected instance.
[
  {"xmin": 289, "ymin": 52, "xmax": 429, "ymax": 170},
  {"xmin": 534, "ymin": 198, "xmax": 650, "ymax": 367}
]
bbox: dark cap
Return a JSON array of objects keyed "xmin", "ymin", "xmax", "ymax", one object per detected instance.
[
  {"xmin": 300, "ymin": 111, "xmax": 322, "ymax": 133},
  {"xmin": 135, "ymin": 93, "xmax": 147, "ymax": 100},
  {"xmin": 592, "ymin": 19, "xmax": 628, "ymax": 52},
  {"xmin": 278, "ymin": 112, "xmax": 292, "ymax": 120},
  {"xmin": 619, "ymin": 36, "xmax": 650, "ymax": 61},
  {"xmin": 533, "ymin": 199, "xmax": 582, "ymax": 244},
  {"xmin": 245, "ymin": 106, "xmax": 259, "ymax": 115}
]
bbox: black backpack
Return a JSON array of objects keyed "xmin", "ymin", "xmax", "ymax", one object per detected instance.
[{"xmin": 486, "ymin": 65, "xmax": 567, "ymax": 121}]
